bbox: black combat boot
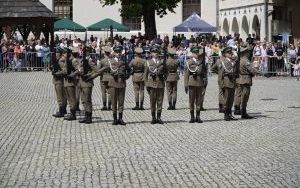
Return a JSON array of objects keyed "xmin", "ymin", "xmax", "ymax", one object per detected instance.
[
  {"xmin": 224, "ymin": 109, "xmax": 231, "ymax": 121},
  {"xmin": 195, "ymin": 111, "xmax": 203, "ymax": 123},
  {"xmin": 64, "ymin": 109, "xmax": 76, "ymax": 121},
  {"xmin": 189, "ymin": 110, "xmax": 195, "ymax": 123},
  {"xmin": 118, "ymin": 113, "xmax": 126, "ymax": 126},
  {"xmin": 101, "ymin": 102, "xmax": 107, "ymax": 111},
  {"xmin": 75, "ymin": 103, "xmax": 80, "ymax": 112},
  {"xmin": 112, "ymin": 113, "xmax": 118, "ymax": 125},
  {"xmin": 172, "ymin": 101, "xmax": 176, "ymax": 110},
  {"xmin": 79, "ymin": 112, "xmax": 88, "ymax": 123},
  {"xmin": 53, "ymin": 107, "xmax": 66, "ymax": 118},
  {"xmin": 241, "ymin": 109, "xmax": 254, "ymax": 119},
  {"xmin": 139, "ymin": 102, "xmax": 145, "ymax": 110},
  {"xmin": 200, "ymin": 104, "xmax": 206, "ymax": 111},
  {"xmin": 234, "ymin": 105, "xmax": 241, "ymax": 115},
  {"xmin": 107, "ymin": 102, "xmax": 112, "ymax": 111},
  {"xmin": 219, "ymin": 104, "xmax": 224, "ymax": 113},
  {"xmin": 157, "ymin": 112, "xmax": 164, "ymax": 124},
  {"xmin": 167, "ymin": 102, "xmax": 172, "ymax": 110},
  {"xmin": 229, "ymin": 109, "xmax": 238, "ymax": 121},
  {"xmin": 151, "ymin": 112, "xmax": 156, "ymax": 124},
  {"xmin": 85, "ymin": 112, "xmax": 92, "ymax": 124},
  {"xmin": 132, "ymin": 102, "xmax": 139, "ymax": 110}
]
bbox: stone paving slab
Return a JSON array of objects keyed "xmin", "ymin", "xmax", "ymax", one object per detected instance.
[{"xmin": 0, "ymin": 72, "xmax": 300, "ymax": 187}]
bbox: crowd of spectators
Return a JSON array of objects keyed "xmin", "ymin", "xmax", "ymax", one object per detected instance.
[{"xmin": 1, "ymin": 32, "xmax": 300, "ymax": 77}]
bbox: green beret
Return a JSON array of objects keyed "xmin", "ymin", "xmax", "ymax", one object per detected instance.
[
  {"xmin": 221, "ymin": 47, "xmax": 232, "ymax": 54},
  {"xmin": 55, "ymin": 47, "xmax": 64, "ymax": 54},
  {"xmin": 84, "ymin": 46, "xmax": 92, "ymax": 53},
  {"xmin": 151, "ymin": 47, "xmax": 159, "ymax": 53},
  {"xmin": 191, "ymin": 47, "xmax": 199, "ymax": 53},
  {"xmin": 113, "ymin": 46, "xmax": 123, "ymax": 53}
]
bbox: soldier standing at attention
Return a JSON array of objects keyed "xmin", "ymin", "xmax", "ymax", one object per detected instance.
[
  {"xmin": 63, "ymin": 48, "xmax": 80, "ymax": 121},
  {"xmin": 52, "ymin": 47, "xmax": 67, "ymax": 118},
  {"xmin": 184, "ymin": 47, "xmax": 205, "ymax": 123},
  {"xmin": 99, "ymin": 46, "xmax": 113, "ymax": 111},
  {"xmin": 129, "ymin": 47, "xmax": 146, "ymax": 110},
  {"xmin": 211, "ymin": 54, "xmax": 225, "ymax": 113},
  {"xmin": 144, "ymin": 47, "xmax": 166, "ymax": 124},
  {"xmin": 73, "ymin": 48, "xmax": 81, "ymax": 112},
  {"xmin": 109, "ymin": 46, "xmax": 130, "ymax": 125},
  {"xmin": 220, "ymin": 47, "xmax": 239, "ymax": 121},
  {"xmin": 77, "ymin": 47, "xmax": 99, "ymax": 124},
  {"xmin": 238, "ymin": 45, "xmax": 257, "ymax": 119},
  {"xmin": 166, "ymin": 47, "xmax": 180, "ymax": 110}
]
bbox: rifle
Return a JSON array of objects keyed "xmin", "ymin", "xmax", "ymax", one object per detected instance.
[
  {"xmin": 82, "ymin": 31, "xmax": 89, "ymax": 76},
  {"xmin": 99, "ymin": 40, "xmax": 102, "ymax": 60},
  {"xmin": 66, "ymin": 49, "xmax": 73, "ymax": 81},
  {"xmin": 236, "ymin": 44, "xmax": 241, "ymax": 78},
  {"xmin": 163, "ymin": 46, "xmax": 168, "ymax": 80},
  {"xmin": 52, "ymin": 47, "xmax": 60, "ymax": 74}
]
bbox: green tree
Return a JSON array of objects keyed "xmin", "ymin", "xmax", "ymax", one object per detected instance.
[{"xmin": 100, "ymin": 0, "xmax": 181, "ymax": 39}]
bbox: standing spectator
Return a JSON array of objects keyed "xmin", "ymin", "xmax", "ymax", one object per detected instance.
[
  {"xmin": 293, "ymin": 58, "xmax": 300, "ymax": 81},
  {"xmin": 253, "ymin": 42, "xmax": 262, "ymax": 70},
  {"xmin": 287, "ymin": 44, "xmax": 297, "ymax": 76},
  {"xmin": 275, "ymin": 41, "xmax": 284, "ymax": 74},
  {"xmin": 260, "ymin": 43, "xmax": 268, "ymax": 74},
  {"xmin": 13, "ymin": 43, "xmax": 23, "ymax": 71},
  {"xmin": 176, "ymin": 44, "xmax": 186, "ymax": 75},
  {"xmin": 35, "ymin": 40, "xmax": 43, "ymax": 70},
  {"xmin": 41, "ymin": 42, "xmax": 50, "ymax": 70}
]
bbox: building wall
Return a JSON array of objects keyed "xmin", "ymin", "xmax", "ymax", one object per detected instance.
[
  {"xmin": 39, "ymin": 0, "xmax": 216, "ymax": 38},
  {"xmin": 219, "ymin": 0, "xmax": 273, "ymax": 41},
  {"xmin": 39, "ymin": 0, "xmax": 53, "ymax": 11}
]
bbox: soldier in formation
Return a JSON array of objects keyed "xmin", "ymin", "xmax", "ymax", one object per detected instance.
[
  {"xmin": 52, "ymin": 48, "xmax": 67, "ymax": 118},
  {"xmin": 129, "ymin": 47, "xmax": 146, "ymax": 110},
  {"xmin": 144, "ymin": 47, "xmax": 166, "ymax": 124},
  {"xmin": 108, "ymin": 46, "xmax": 131, "ymax": 125},
  {"xmin": 166, "ymin": 47, "xmax": 180, "ymax": 110},
  {"xmin": 98, "ymin": 46, "xmax": 112, "ymax": 111},
  {"xmin": 184, "ymin": 47, "xmax": 206, "ymax": 123}
]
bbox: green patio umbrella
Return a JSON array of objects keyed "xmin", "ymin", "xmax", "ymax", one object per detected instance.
[
  {"xmin": 87, "ymin": 18, "xmax": 130, "ymax": 32},
  {"xmin": 54, "ymin": 18, "xmax": 86, "ymax": 32}
]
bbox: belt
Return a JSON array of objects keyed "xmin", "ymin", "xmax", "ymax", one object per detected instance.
[
  {"xmin": 169, "ymin": 71, "xmax": 177, "ymax": 73},
  {"xmin": 134, "ymin": 71, "xmax": 144, "ymax": 73}
]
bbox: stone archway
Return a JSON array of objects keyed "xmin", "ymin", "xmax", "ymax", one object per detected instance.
[
  {"xmin": 252, "ymin": 15, "xmax": 260, "ymax": 39},
  {"xmin": 231, "ymin": 17, "xmax": 239, "ymax": 35},
  {"xmin": 222, "ymin": 18, "xmax": 229, "ymax": 36},
  {"xmin": 241, "ymin": 16, "xmax": 249, "ymax": 40}
]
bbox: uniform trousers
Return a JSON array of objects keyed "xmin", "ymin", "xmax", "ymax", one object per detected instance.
[
  {"xmin": 166, "ymin": 81, "xmax": 177, "ymax": 103},
  {"xmin": 149, "ymin": 88, "xmax": 164, "ymax": 113},
  {"xmin": 101, "ymin": 81, "xmax": 111, "ymax": 104},
  {"xmin": 224, "ymin": 87, "xmax": 235, "ymax": 111},
  {"xmin": 80, "ymin": 87, "xmax": 93, "ymax": 113},
  {"xmin": 110, "ymin": 87, "xmax": 126, "ymax": 113},
  {"xmin": 54, "ymin": 84, "xmax": 67, "ymax": 108},
  {"xmin": 188, "ymin": 86, "xmax": 203, "ymax": 111},
  {"xmin": 240, "ymin": 84, "xmax": 251, "ymax": 110},
  {"xmin": 65, "ymin": 86, "xmax": 76, "ymax": 110},
  {"xmin": 133, "ymin": 81, "xmax": 144, "ymax": 103}
]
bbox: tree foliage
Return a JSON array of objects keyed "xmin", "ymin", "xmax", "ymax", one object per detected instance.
[{"xmin": 99, "ymin": 0, "xmax": 181, "ymax": 39}]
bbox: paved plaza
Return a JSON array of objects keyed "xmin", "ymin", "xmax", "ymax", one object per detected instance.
[{"xmin": 0, "ymin": 72, "xmax": 300, "ymax": 187}]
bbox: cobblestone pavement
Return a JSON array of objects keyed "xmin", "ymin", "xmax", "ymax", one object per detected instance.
[{"xmin": 0, "ymin": 72, "xmax": 300, "ymax": 188}]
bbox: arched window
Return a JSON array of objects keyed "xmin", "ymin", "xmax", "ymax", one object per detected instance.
[
  {"xmin": 182, "ymin": 0, "xmax": 201, "ymax": 20},
  {"xmin": 54, "ymin": 0, "xmax": 73, "ymax": 20}
]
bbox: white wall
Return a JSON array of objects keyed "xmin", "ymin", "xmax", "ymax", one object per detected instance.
[
  {"xmin": 39, "ymin": 0, "xmax": 53, "ymax": 11},
  {"xmin": 201, "ymin": 0, "xmax": 217, "ymax": 26}
]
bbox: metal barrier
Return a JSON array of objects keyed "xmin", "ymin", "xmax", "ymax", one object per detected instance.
[{"xmin": 0, "ymin": 52, "xmax": 54, "ymax": 72}]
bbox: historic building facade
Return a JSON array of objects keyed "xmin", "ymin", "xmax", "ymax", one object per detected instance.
[{"xmin": 219, "ymin": 0, "xmax": 300, "ymax": 41}]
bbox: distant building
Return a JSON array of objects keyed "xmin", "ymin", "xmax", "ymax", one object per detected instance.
[
  {"xmin": 39, "ymin": 0, "xmax": 217, "ymax": 36},
  {"xmin": 219, "ymin": 0, "xmax": 300, "ymax": 42}
]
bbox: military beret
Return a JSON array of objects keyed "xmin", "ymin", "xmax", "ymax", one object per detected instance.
[
  {"xmin": 191, "ymin": 47, "xmax": 199, "ymax": 53},
  {"xmin": 134, "ymin": 47, "xmax": 143, "ymax": 54},
  {"xmin": 151, "ymin": 47, "xmax": 160, "ymax": 53},
  {"xmin": 55, "ymin": 47, "xmax": 64, "ymax": 54},
  {"xmin": 84, "ymin": 46, "xmax": 92, "ymax": 53},
  {"xmin": 168, "ymin": 47, "xmax": 177, "ymax": 55},
  {"xmin": 103, "ymin": 46, "xmax": 112, "ymax": 53},
  {"xmin": 113, "ymin": 46, "xmax": 123, "ymax": 53},
  {"xmin": 221, "ymin": 47, "xmax": 232, "ymax": 54}
]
